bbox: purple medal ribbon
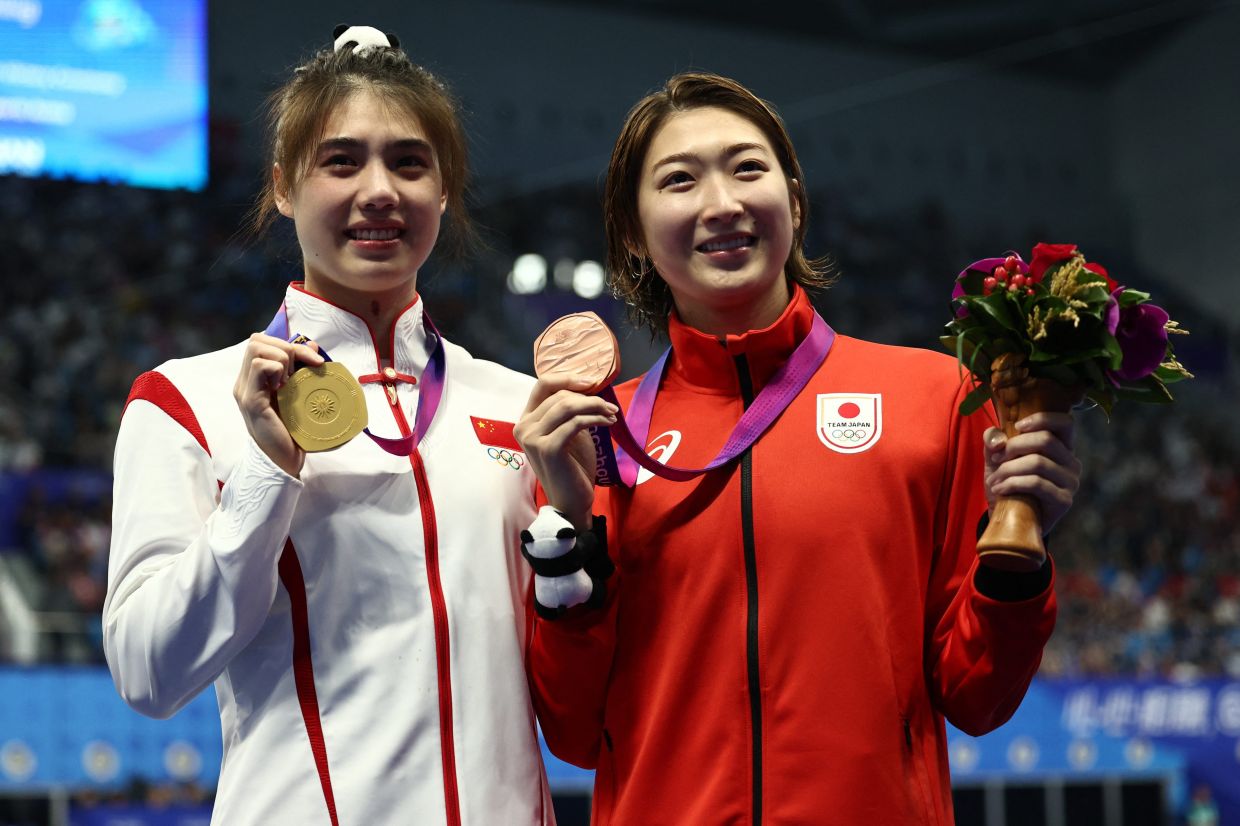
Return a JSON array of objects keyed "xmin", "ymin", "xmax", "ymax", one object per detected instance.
[
  {"xmin": 265, "ymin": 302, "xmax": 445, "ymax": 456},
  {"xmin": 594, "ymin": 312, "xmax": 835, "ymax": 487}
]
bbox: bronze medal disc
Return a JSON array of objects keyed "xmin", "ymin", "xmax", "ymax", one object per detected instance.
[
  {"xmin": 533, "ymin": 311, "xmax": 621, "ymax": 394},
  {"xmin": 276, "ymin": 362, "xmax": 368, "ymax": 452}
]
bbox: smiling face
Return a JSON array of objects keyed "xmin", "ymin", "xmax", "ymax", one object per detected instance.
[
  {"xmin": 635, "ymin": 106, "xmax": 800, "ymax": 335},
  {"xmin": 275, "ymin": 89, "xmax": 446, "ymax": 309}
]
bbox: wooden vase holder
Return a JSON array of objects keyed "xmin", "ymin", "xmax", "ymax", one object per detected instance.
[{"xmin": 978, "ymin": 353, "xmax": 1083, "ymax": 572}]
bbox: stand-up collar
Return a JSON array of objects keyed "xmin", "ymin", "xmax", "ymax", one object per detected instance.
[
  {"xmin": 282, "ymin": 282, "xmax": 434, "ymax": 380},
  {"xmin": 666, "ymin": 284, "xmax": 816, "ymax": 395}
]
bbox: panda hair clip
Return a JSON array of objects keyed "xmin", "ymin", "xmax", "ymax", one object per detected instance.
[{"xmin": 333, "ymin": 24, "xmax": 400, "ymax": 55}]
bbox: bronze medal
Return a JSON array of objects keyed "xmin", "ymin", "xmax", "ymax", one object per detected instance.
[
  {"xmin": 276, "ymin": 362, "xmax": 368, "ymax": 452},
  {"xmin": 533, "ymin": 311, "xmax": 621, "ymax": 394}
]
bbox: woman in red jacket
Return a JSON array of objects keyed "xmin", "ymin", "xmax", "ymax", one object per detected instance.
[{"xmin": 517, "ymin": 72, "xmax": 1080, "ymax": 825}]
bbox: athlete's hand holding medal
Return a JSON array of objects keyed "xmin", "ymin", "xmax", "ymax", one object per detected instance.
[
  {"xmin": 233, "ymin": 329, "xmax": 370, "ymax": 476},
  {"xmin": 517, "ymin": 313, "xmax": 622, "ymax": 531},
  {"xmin": 234, "ymin": 333, "xmax": 328, "ymax": 478}
]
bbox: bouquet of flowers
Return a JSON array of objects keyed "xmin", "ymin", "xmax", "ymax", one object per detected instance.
[
  {"xmin": 943, "ymin": 242, "xmax": 1191, "ymax": 417},
  {"xmin": 942, "ymin": 242, "xmax": 1191, "ymax": 570}
]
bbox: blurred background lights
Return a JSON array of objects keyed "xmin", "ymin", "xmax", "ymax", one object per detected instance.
[
  {"xmin": 165, "ymin": 740, "xmax": 203, "ymax": 780},
  {"xmin": 1, "ymin": 740, "xmax": 36, "ymax": 782},
  {"xmin": 507, "ymin": 253, "xmax": 547, "ymax": 294},
  {"xmin": 572, "ymin": 260, "xmax": 605, "ymax": 299},
  {"xmin": 82, "ymin": 740, "xmax": 120, "ymax": 783},
  {"xmin": 553, "ymin": 257, "xmax": 576, "ymax": 290},
  {"xmin": 1068, "ymin": 739, "xmax": 1098, "ymax": 770},
  {"xmin": 1007, "ymin": 736, "xmax": 1040, "ymax": 772}
]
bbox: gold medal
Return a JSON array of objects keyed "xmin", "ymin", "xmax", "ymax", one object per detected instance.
[
  {"xmin": 276, "ymin": 362, "xmax": 368, "ymax": 452},
  {"xmin": 533, "ymin": 311, "xmax": 621, "ymax": 394}
]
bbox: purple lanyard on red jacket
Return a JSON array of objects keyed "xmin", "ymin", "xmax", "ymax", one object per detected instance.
[
  {"xmin": 597, "ymin": 312, "xmax": 836, "ymax": 487},
  {"xmin": 265, "ymin": 301, "xmax": 445, "ymax": 456}
]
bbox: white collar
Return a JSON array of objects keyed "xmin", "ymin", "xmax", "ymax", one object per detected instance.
[{"xmin": 280, "ymin": 283, "xmax": 435, "ymax": 380}]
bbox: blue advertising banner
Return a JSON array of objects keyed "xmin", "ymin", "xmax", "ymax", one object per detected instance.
[
  {"xmin": 946, "ymin": 678, "xmax": 1239, "ymax": 822},
  {"xmin": 0, "ymin": 667, "xmax": 593, "ymax": 793},
  {"xmin": 0, "ymin": 0, "xmax": 208, "ymax": 190},
  {"xmin": 2, "ymin": 669, "xmax": 1235, "ymax": 821}
]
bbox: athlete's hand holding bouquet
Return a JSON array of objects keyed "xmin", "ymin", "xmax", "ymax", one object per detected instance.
[{"xmin": 944, "ymin": 242, "xmax": 1192, "ymax": 571}]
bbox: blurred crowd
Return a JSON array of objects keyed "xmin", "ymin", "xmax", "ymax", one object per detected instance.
[{"xmin": 0, "ymin": 173, "xmax": 1236, "ymax": 680}]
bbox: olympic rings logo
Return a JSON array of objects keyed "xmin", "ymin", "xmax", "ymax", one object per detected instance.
[
  {"xmin": 487, "ymin": 447, "xmax": 525, "ymax": 470},
  {"xmin": 831, "ymin": 428, "xmax": 866, "ymax": 443}
]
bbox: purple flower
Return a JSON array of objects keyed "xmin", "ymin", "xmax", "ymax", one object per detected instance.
[{"xmin": 1110, "ymin": 301, "xmax": 1170, "ymax": 381}]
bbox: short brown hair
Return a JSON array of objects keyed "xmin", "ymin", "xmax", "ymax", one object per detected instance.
[
  {"xmin": 604, "ymin": 72, "xmax": 834, "ymax": 333},
  {"xmin": 247, "ymin": 42, "xmax": 476, "ymax": 259}
]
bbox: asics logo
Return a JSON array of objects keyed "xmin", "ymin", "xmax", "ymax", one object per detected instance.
[{"xmin": 636, "ymin": 430, "xmax": 682, "ymax": 485}]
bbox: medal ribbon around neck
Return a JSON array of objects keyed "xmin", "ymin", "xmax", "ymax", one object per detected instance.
[
  {"xmin": 593, "ymin": 312, "xmax": 835, "ymax": 487},
  {"xmin": 265, "ymin": 302, "xmax": 445, "ymax": 456}
]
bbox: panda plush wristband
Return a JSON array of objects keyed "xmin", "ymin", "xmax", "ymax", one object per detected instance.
[{"xmin": 520, "ymin": 507, "xmax": 613, "ymax": 619}]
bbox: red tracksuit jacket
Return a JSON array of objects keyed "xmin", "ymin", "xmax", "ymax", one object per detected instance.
[{"xmin": 529, "ymin": 287, "xmax": 1057, "ymax": 825}]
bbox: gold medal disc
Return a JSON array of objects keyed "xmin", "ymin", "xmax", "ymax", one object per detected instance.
[
  {"xmin": 533, "ymin": 312, "xmax": 621, "ymax": 394},
  {"xmin": 276, "ymin": 362, "xmax": 368, "ymax": 452}
]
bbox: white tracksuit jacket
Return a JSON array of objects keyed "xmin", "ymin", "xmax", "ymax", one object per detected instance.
[{"xmin": 103, "ymin": 284, "xmax": 552, "ymax": 825}]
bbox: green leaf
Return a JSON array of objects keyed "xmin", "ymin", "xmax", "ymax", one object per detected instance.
[
  {"xmin": 1118, "ymin": 289, "xmax": 1149, "ymax": 308},
  {"xmin": 1154, "ymin": 364, "xmax": 1189, "ymax": 384},
  {"xmin": 1027, "ymin": 348, "xmax": 1060, "ymax": 363},
  {"xmin": 957, "ymin": 329, "xmax": 994, "ymax": 379},
  {"xmin": 1103, "ymin": 335, "xmax": 1124, "ymax": 370},
  {"xmin": 959, "ymin": 383, "xmax": 993, "ymax": 416},
  {"xmin": 1032, "ymin": 348, "xmax": 1109, "ymax": 366},
  {"xmin": 1085, "ymin": 387, "xmax": 1114, "ymax": 418},
  {"xmin": 1113, "ymin": 378, "xmax": 1174, "ymax": 404},
  {"xmin": 1081, "ymin": 359, "xmax": 1108, "ymax": 387},
  {"xmin": 1074, "ymin": 282, "xmax": 1112, "ymax": 309},
  {"xmin": 972, "ymin": 292, "xmax": 1022, "ymax": 334}
]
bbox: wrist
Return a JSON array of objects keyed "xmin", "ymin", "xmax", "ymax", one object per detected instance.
[{"xmin": 546, "ymin": 497, "xmax": 592, "ymax": 533}]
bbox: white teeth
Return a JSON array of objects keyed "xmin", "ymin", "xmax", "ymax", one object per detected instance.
[
  {"xmin": 350, "ymin": 228, "xmax": 400, "ymax": 240},
  {"xmin": 700, "ymin": 236, "xmax": 753, "ymax": 252}
]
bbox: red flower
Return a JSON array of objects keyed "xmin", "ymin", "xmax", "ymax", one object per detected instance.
[
  {"xmin": 1083, "ymin": 261, "xmax": 1119, "ymax": 293},
  {"xmin": 1028, "ymin": 243, "xmax": 1077, "ymax": 283}
]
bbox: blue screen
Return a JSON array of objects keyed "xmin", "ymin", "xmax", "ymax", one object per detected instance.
[{"xmin": 0, "ymin": 0, "xmax": 207, "ymax": 190}]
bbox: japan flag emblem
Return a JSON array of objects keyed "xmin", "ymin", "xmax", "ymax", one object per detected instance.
[{"xmin": 816, "ymin": 393, "xmax": 882, "ymax": 454}]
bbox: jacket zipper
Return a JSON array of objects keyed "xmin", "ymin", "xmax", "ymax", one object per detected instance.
[
  {"xmin": 734, "ymin": 354, "xmax": 762, "ymax": 826},
  {"xmin": 387, "ymin": 386, "xmax": 462, "ymax": 826}
]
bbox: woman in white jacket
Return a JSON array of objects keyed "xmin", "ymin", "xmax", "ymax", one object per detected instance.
[{"xmin": 104, "ymin": 26, "xmax": 552, "ymax": 826}]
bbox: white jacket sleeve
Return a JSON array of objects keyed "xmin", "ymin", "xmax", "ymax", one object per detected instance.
[{"xmin": 103, "ymin": 397, "xmax": 302, "ymax": 719}]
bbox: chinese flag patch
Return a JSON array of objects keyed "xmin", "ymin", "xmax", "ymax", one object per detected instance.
[{"xmin": 471, "ymin": 416, "xmax": 522, "ymax": 451}]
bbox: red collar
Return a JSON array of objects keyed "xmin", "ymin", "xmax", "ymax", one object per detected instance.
[{"xmin": 666, "ymin": 283, "xmax": 817, "ymax": 395}]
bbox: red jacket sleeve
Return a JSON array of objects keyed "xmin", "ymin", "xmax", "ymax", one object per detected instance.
[
  {"xmin": 923, "ymin": 389, "xmax": 1057, "ymax": 737},
  {"xmin": 525, "ymin": 485, "xmax": 620, "ymax": 769}
]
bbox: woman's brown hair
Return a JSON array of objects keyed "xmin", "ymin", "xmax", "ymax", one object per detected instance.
[
  {"xmin": 247, "ymin": 41, "xmax": 476, "ymax": 259},
  {"xmin": 604, "ymin": 71, "xmax": 834, "ymax": 333}
]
